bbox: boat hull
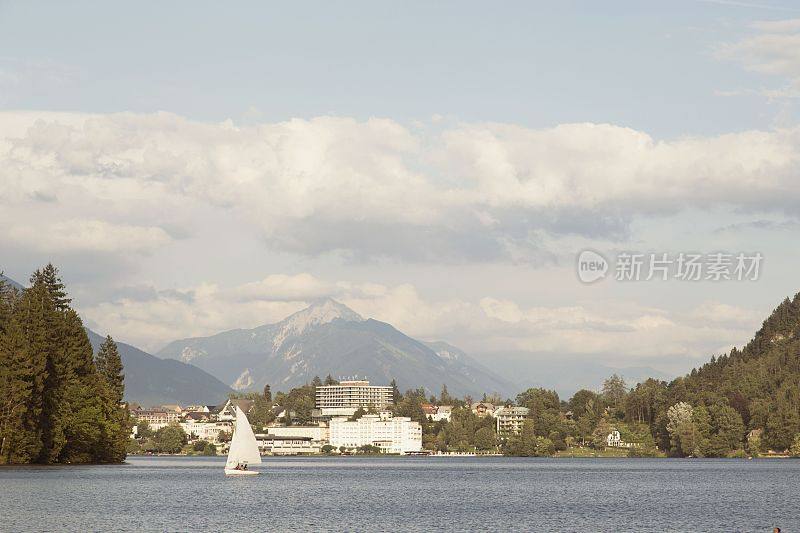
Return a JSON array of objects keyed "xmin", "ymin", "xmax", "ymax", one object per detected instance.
[{"xmin": 224, "ymin": 469, "xmax": 260, "ymax": 476}]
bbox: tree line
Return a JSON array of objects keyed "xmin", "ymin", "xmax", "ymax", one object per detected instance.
[{"xmin": 0, "ymin": 265, "xmax": 129, "ymax": 464}]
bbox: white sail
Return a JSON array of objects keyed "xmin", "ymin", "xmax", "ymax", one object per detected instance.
[{"xmin": 225, "ymin": 405, "xmax": 262, "ymax": 469}]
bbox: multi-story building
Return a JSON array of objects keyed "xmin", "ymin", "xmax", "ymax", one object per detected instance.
[
  {"xmin": 131, "ymin": 409, "xmax": 181, "ymax": 431},
  {"xmin": 314, "ymin": 380, "xmax": 394, "ymax": 419},
  {"xmin": 329, "ymin": 412, "xmax": 422, "ymax": 454},
  {"xmin": 494, "ymin": 406, "xmax": 529, "ymax": 437}
]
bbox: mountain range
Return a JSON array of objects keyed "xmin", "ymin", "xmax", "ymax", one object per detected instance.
[
  {"xmin": 85, "ymin": 329, "xmax": 233, "ymax": 407},
  {"xmin": 158, "ymin": 299, "xmax": 515, "ymax": 397}
]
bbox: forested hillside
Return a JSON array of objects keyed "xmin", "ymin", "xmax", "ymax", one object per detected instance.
[
  {"xmin": 660, "ymin": 292, "xmax": 800, "ymax": 452},
  {"xmin": 0, "ymin": 266, "xmax": 128, "ymax": 464}
]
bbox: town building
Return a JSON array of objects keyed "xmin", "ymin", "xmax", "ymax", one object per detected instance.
[
  {"xmin": 470, "ymin": 402, "xmax": 496, "ymax": 418},
  {"xmin": 605, "ymin": 430, "xmax": 636, "ymax": 448},
  {"xmin": 256, "ymin": 434, "xmax": 320, "ymax": 455},
  {"xmin": 184, "ymin": 411, "xmax": 212, "ymax": 422},
  {"xmin": 180, "ymin": 421, "xmax": 233, "ymax": 443},
  {"xmin": 422, "ymin": 404, "xmax": 453, "ymax": 422},
  {"xmin": 314, "ymin": 380, "xmax": 394, "ymax": 419},
  {"xmin": 329, "ymin": 412, "xmax": 422, "ymax": 454},
  {"xmin": 495, "ymin": 406, "xmax": 529, "ymax": 437},
  {"xmin": 273, "ymin": 408, "xmax": 301, "ymax": 426},
  {"xmin": 131, "ymin": 408, "xmax": 181, "ymax": 431},
  {"xmin": 216, "ymin": 398, "xmax": 255, "ymax": 422},
  {"xmin": 266, "ymin": 424, "xmax": 329, "ymax": 448}
]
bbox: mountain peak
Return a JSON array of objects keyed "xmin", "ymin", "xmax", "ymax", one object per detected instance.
[
  {"xmin": 272, "ymin": 298, "xmax": 364, "ymax": 349},
  {"xmin": 302, "ymin": 298, "xmax": 364, "ymax": 323}
]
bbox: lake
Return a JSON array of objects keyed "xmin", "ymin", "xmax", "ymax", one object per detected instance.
[{"xmin": 1, "ymin": 456, "xmax": 797, "ymax": 532}]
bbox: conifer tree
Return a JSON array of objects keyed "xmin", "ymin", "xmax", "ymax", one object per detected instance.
[
  {"xmin": 59, "ymin": 310, "xmax": 104, "ymax": 463},
  {"xmin": 0, "ymin": 310, "xmax": 39, "ymax": 463},
  {"xmin": 96, "ymin": 335, "xmax": 124, "ymax": 404},
  {"xmin": 95, "ymin": 335, "xmax": 128, "ymax": 462},
  {"xmin": 15, "ymin": 280, "xmax": 52, "ymax": 462},
  {"xmin": 31, "ymin": 263, "xmax": 71, "ymax": 312},
  {"xmin": 27, "ymin": 271, "xmax": 70, "ymax": 463}
]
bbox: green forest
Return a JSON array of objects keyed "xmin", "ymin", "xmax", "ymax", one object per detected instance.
[{"xmin": 0, "ymin": 265, "xmax": 129, "ymax": 464}]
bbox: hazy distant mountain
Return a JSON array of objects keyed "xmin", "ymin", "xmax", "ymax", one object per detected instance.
[
  {"xmin": 158, "ymin": 299, "xmax": 515, "ymax": 397},
  {"xmin": 482, "ymin": 352, "xmax": 673, "ymax": 398},
  {"xmin": 0, "ymin": 273, "xmax": 23, "ymax": 290},
  {"xmin": 85, "ymin": 329, "xmax": 234, "ymax": 407}
]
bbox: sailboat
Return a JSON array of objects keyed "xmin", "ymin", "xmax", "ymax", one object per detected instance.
[{"xmin": 224, "ymin": 405, "xmax": 262, "ymax": 476}]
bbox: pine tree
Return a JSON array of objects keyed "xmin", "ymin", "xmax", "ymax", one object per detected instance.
[
  {"xmin": 94, "ymin": 335, "xmax": 128, "ymax": 463},
  {"xmin": 0, "ymin": 309, "xmax": 40, "ymax": 463},
  {"xmin": 96, "ymin": 336, "xmax": 124, "ymax": 404},
  {"xmin": 16, "ymin": 280, "xmax": 52, "ymax": 462},
  {"xmin": 390, "ymin": 379, "xmax": 401, "ymax": 405},
  {"xmin": 26, "ymin": 272, "xmax": 70, "ymax": 463},
  {"xmin": 59, "ymin": 311, "xmax": 104, "ymax": 463},
  {"xmin": 31, "ymin": 264, "xmax": 71, "ymax": 312}
]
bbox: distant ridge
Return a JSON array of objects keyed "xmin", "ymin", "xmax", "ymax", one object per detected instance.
[
  {"xmin": 85, "ymin": 329, "xmax": 234, "ymax": 406},
  {"xmin": 159, "ymin": 298, "xmax": 515, "ymax": 397},
  {"xmin": 0, "ymin": 273, "xmax": 24, "ymax": 290}
]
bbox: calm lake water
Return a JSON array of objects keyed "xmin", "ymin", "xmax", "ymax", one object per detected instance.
[{"xmin": 1, "ymin": 456, "xmax": 797, "ymax": 532}]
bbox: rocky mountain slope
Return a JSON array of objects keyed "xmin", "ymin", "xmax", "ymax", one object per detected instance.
[{"xmin": 159, "ymin": 299, "xmax": 514, "ymax": 396}]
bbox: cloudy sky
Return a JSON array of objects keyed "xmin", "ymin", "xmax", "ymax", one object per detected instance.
[{"xmin": 2, "ymin": 1, "xmax": 800, "ymax": 380}]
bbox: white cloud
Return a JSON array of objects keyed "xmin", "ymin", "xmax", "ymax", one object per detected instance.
[
  {"xmin": 2, "ymin": 111, "xmax": 800, "ymax": 263},
  {"xmin": 716, "ymin": 19, "xmax": 800, "ymax": 98},
  {"xmin": 6, "ymin": 219, "xmax": 171, "ymax": 254}
]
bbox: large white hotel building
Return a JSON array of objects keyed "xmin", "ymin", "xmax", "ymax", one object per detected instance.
[
  {"xmin": 329, "ymin": 412, "xmax": 422, "ymax": 454},
  {"xmin": 314, "ymin": 380, "xmax": 394, "ymax": 418}
]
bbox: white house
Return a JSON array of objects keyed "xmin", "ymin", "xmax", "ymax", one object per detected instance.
[
  {"xmin": 431, "ymin": 405, "xmax": 453, "ymax": 422},
  {"xmin": 605, "ymin": 430, "xmax": 636, "ymax": 448},
  {"xmin": 422, "ymin": 404, "xmax": 453, "ymax": 423},
  {"xmin": 180, "ymin": 421, "xmax": 233, "ymax": 443},
  {"xmin": 329, "ymin": 412, "xmax": 422, "ymax": 454}
]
